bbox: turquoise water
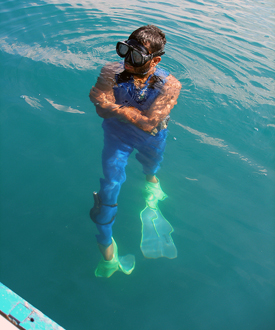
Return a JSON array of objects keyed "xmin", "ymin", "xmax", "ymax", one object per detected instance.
[{"xmin": 1, "ymin": 0, "xmax": 274, "ymax": 329}]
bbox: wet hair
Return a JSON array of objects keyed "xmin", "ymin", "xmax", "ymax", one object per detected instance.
[{"xmin": 128, "ymin": 25, "xmax": 166, "ymax": 53}]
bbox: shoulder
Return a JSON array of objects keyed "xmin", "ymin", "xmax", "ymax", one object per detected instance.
[
  {"xmin": 166, "ymin": 74, "xmax": 182, "ymax": 90},
  {"xmin": 96, "ymin": 62, "xmax": 123, "ymax": 91},
  {"xmin": 155, "ymin": 67, "xmax": 182, "ymax": 90},
  {"xmin": 100, "ymin": 62, "xmax": 123, "ymax": 76}
]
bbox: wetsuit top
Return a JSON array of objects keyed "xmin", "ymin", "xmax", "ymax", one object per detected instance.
[{"xmin": 113, "ymin": 67, "xmax": 170, "ymax": 111}]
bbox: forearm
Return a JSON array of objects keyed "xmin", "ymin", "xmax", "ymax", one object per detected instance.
[
  {"xmin": 90, "ymin": 87, "xmax": 118, "ymax": 119},
  {"xmin": 95, "ymin": 105, "xmax": 116, "ymax": 119},
  {"xmin": 89, "ymin": 72, "xmax": 182, "ymax": 132},
  {"xmin": 95, "ymin": 99, "xmax": 168, "ymax": 132},
  {"xmin": 116, "ymin": 75, "xmax": 182, "ymax": 131},
  {"xmin": 90, "ymin": 89, "xmax": 156, "ymax": 131},
  {"xmin": 114, "ymin": 106, "xmax": 157, "ymax": 132}
]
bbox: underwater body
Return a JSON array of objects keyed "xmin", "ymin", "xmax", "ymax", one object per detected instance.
[{"xmin": 0, "ymin": 0, "xmax": 274, "ymax": 329}]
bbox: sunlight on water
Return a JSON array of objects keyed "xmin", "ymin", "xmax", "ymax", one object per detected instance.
[
  {"xmin": 1, "ymin": 1, "xmax": 274, "ymax": 330},
  {"xmin": 45, "ymin": 98, "xmax": 85, "ymax": 114},
  {"xmin": 172, "ymin": 120, "xmax": 268, "ymax": 175}
]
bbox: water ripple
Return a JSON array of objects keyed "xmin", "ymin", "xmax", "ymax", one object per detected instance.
[
  {"xmin": 1, "ymin": 0, "xmax": 274, "ymax": 109},
  {"xmin": 1, "ymin": 0, "xmax": 274, "ymax": 169},
  {"xmin": 172, "ymin": 120, "xmax": 269, "ymax": 176}
]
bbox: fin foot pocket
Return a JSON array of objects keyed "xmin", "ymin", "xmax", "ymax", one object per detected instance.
[
  {"xmin": 143, "ymin": 179, "xmax": 168, "ymax": 209},
  {"xmin": 95, "ymin": 238, "xmax": 135, "ymax": 278}
]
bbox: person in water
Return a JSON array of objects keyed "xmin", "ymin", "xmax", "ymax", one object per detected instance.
[{"xmin": 89, "ymin": 25, "xmax": 181, "ymax": 277}]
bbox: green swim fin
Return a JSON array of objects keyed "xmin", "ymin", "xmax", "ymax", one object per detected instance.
[
  {"xmin": 95, "ymin": 238, "xmax": 135, "ymax": 278},
  {"xmin": 140, "ymin": 206, "xmax": 177, "ymax": 259},
  {"xmin": 143, "ymin": 178, "xmax": 167, "ymax": 209},
  {"xmin": 141, "ymin": 178, "xmax": 177, "ymax": 259}
]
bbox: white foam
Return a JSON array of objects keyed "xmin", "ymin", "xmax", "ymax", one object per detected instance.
[
  {"xmin": 45, "ymin": 98, "xmax": 85, "ymax": 114},
  {"xmin": 172, "ymin": 120, "xmax": 268, "ymax": 175},
  {"xmin": 20, "ymin": 95, "xmax": 43, "ymax": 109},
  {"xmin": 0, "ymin": 38, "xmax": 106, "ymax": 70},
  {"xmin": 173, "ymin": 121, "xmax": 227, "ymax": 148}
]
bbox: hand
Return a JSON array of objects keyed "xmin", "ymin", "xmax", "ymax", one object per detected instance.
[
  {"xmin": 89, "ymin": 86, "xmax": 118, "ymax": 119},
  {"xmin": 89, "ymin": 86, "xmax": 106, "ymax": 106}
]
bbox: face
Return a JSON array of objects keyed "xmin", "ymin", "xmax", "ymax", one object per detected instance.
[
  {"xmin": 123, "ymin": 40, "xmax": 160, "ymax": 76},
  {"xmin": 124, "ymin": 57, "xmax": 153, "ymax": 75}
]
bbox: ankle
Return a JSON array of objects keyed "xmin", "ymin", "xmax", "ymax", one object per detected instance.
[
  {"xmin": 146, "ymin": 175, "xmax": 158, "ymax": 183},
  {"xmin": 98, "ymin": 242, "xmax": 114, "ymax": 261}
]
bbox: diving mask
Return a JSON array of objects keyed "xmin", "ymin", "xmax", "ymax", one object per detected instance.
[{"xmin": 116, "ymin": 39, "xmax": 165, "ymax": 67}]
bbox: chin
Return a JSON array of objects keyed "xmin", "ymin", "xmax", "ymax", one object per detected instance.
[{"xmin": 124, "ymin": 63, "xmax": 134, "ymax": 71}]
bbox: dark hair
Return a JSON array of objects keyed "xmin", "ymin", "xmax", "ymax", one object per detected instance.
[{"xmin": 128, "ymin": 25, "xmax": 166, "ymax": 53}]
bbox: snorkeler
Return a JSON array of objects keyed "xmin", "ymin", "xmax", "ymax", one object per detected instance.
[{"xmin": 89, "ymin": 25, "xmax": 181, "ymax": 278}]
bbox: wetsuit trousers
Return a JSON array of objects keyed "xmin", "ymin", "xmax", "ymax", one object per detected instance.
[{"xmin": 94, "ymin": 118, "xmax": 167, "ymax": 246}]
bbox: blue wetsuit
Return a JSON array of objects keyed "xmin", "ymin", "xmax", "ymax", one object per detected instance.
[{"xmin": 93, "ymin": 67, "xmax": 170, "ymax": 246}]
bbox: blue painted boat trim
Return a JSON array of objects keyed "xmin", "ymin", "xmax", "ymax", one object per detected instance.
[{"xmin": 0, "ymin": 283, "xmax": 65, "ymax": 330}]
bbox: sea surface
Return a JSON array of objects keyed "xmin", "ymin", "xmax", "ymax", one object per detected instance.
[{"xmin": 0, "ymin": 1, "xmax": 274, "ymax": 329}]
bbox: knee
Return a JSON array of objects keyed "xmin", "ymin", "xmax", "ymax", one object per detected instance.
[
  {"xmin": 90, "ymin": 199, "xmax": 117, "ymax": 225},
  {"xmin": 99, "ymin": 179, "xmax": 123, "ymax": 204}
]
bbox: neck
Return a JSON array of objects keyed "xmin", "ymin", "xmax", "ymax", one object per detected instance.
[{"xmin": 133, "ymin": 67, "xmax": 155, "ymax": 82}]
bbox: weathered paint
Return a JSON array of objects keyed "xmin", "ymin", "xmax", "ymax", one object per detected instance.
[{"xmin": 0, "ymin": 283, "xmax": 65, "ymax": 330}]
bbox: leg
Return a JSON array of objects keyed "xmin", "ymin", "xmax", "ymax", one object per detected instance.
[
  {"xmin": 135, "ymin": 130, "xmax": 177, "ymax": 258},
  {"xmin": 135, "ymin": 129, "xmax": 167, "ymax": 178},
  {"xmin": 135, "ymin": 130, "xmax": 168, "ymax": 208},
  {"xmin": 92, "ymin": 124, "xmax": 134, "ymax": 259},
  {"xmin": 98, "ymin": 238, "xmax": 114, "ymax": 261},
  {"xmin": 92, "ymin": 127, "xmax": 136, "ymax": 277},
  {"xmin": 146, "ymin": 174, "xmax": 158, "ymax": 183}
]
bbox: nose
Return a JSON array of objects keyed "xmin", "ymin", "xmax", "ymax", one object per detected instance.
[{"xmin": 125, "ymin": 52, "xmax": 133, "ymax": 66}]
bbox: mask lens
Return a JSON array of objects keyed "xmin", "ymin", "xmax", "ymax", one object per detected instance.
[
  {"xmin": 117, "ymin": 43, "xmax": 129, "ymax": 57},
  {"xmin": 132, "ymin": 50, "xmax": 143, "ymax": 65}
]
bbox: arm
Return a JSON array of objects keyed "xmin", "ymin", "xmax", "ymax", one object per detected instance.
[
  {"xmin": 116, "ymin": 75, "xmax": 182, "ymax": 132},
  {"xmin": 89, "ymin": 66, "xmax": 181, "ymax": 132},
  {"xmin": 89, "ymin": 62, "xmax": 120, "ymax": 119}
]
